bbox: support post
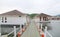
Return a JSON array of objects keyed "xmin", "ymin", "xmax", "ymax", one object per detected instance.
[
  {"xmin": 14, "ymin": 26, "xmax": 16, "ymax": 37},
  {"xmin": 44, "ymin": 26, "xmax": 47, "ymax": 37},
  {"xmin": 0, "ymin": 24, "xmax": 1, "ymax": 37},
  {"xmin": 20, "ymin": 25, "xmax": 21, "ymax": 31},
  {"xmin": 20, "ymin": 25, "xmax": 22, "ymax": 34},
  {"xmin": 41, "ymin": 23, "xmax": 42, "ymax": 31}
]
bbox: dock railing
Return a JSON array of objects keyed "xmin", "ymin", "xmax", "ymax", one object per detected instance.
[
  {"xmin": 44, "ymin": 26, "xmax": 53, "ymax": 37},
  {"xmin": 7, "ymin": 26, "xmax": 21, "ymax": 37}
]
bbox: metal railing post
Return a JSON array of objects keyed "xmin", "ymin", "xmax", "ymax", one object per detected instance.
[
  {"xmin": 44, "ymin": 26, "xmax": 47, "ymax": 37},
  {"xmin": 14, "ymin": 26, "xmax": 16, "ymax": 37},
  {"xmin": 44, "ymin": 26, "xmax": 53, "ymax": 37},
  {"xmin": 20, "ymin": 25, "xmax": 22, "ymax": 34}
]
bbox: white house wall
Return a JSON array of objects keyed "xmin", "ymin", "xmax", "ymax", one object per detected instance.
[{"xmin": 0, "ymin": 15, "xmax": 27, "ymax": 25}]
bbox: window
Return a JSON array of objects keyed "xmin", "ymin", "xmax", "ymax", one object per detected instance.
[
  {"xmin": 2, "ymin": 17, "xmax": 4, "ymax": 21},
  {"xmin": 40, "ymin": 17, "xmax": 41, "ymax": 21},
  {"xmin": 19, "ymin": 16, "xmax": 21, "ymax": 17},
  {"xmin": 52, "ymin": 18, "xmax": 55, "ymax": 20},
  {"xmin": 5, "ymin": 17, "xmax": 7, "ymax": 23},
  {"xmin": 43, "ymin": 17, "xmax": 47, "ymax": 21},
  {"xmin": 5, "ymin": 17, "xmax": 7, "ymax": 20},
  {"xmin": 2, "ymin": 21, "xmax": 3, "ymax": 23},
  {"xmin": 5, "ymin": 21, "xmax": 7, "ymax": 23},
  {"xmin": 1, "ymin": 17, "xmax": 7, "ymax": 23},
  {"xmin": 21, "ymin": 25, "xmax": 24, "ymax": 28},
  {"xmin": 2, "ymin": 17, "xmax": 4, "ymax": 23},
  {"xmin": 57, "ymin": 18, "xmax": 60, "ymax": 20}
]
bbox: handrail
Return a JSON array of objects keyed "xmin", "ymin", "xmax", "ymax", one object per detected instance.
[
  {"xmin": 7, "ymin": 30, "xmax": 14, "ymax": 36},
  {"xmin": 46, "ymin": 31, "xmax": 52, "ymax": 37},
  {"xmin": 7, "ymin": 28, "xmax": 19, "ymax": 36},
  {"xmin": 44, "ymin": 27, "xmax": 53, "ymax": 37},
  {"xmin": 42, "ymin": 26, "xmax": 53, "ymax": 37}
]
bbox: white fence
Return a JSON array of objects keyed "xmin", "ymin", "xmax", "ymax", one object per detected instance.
[
  {"xmin": 38, "ymin": 21, "xmax": 53, "ymax": 37},
  {"xmin": 44, "ymin": 27, "xmax": 53, "ymax": 37}
]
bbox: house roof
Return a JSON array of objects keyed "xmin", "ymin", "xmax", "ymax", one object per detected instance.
[
  {"xmin": 0, "ymin": 10, "xmax": 26, "ymax": 15},
  {"xmin": 39, "ymin": 13, "xmax": 51, "ymax": 17},
  {"xmin": 35, "ymin": 13, "xmax": 52, "ymax": 17}
]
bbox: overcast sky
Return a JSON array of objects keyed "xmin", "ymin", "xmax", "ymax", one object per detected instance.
[{"xmin": 0, "ymin": 0, "xmax": 60, "ymax": 15}]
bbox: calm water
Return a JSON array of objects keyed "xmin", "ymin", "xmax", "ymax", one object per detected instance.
[{"xmin": 47, "ymin": 20, "xmax": 60, "ymax": 37}]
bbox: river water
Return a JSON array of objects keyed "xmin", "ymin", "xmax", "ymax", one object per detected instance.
[{"xmin": 46, "ymin": 20, "xmax": 60, "ymax": 37}]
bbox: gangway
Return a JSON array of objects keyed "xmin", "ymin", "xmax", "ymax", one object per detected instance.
[{"xmin": 21, "ymin": 21, "xmax": 41, "ymax": 37}]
